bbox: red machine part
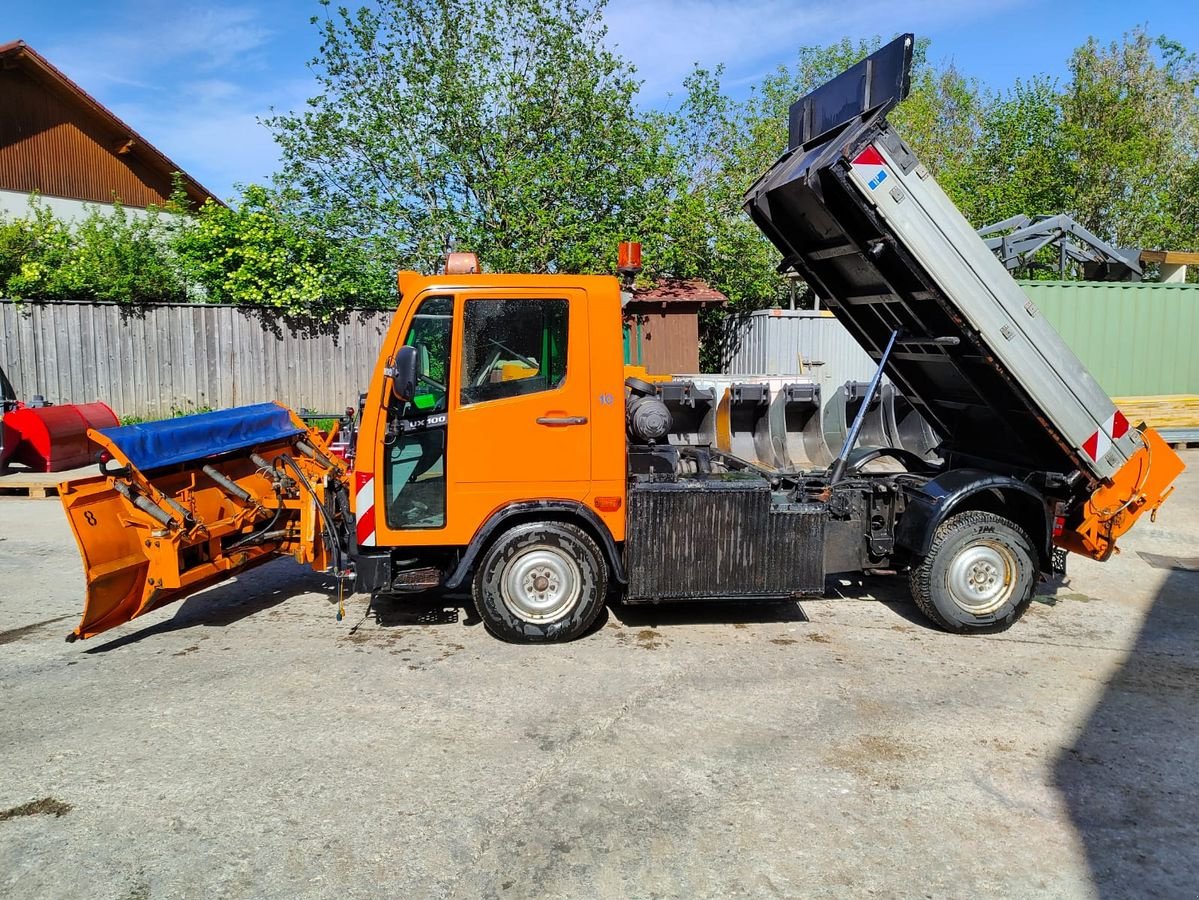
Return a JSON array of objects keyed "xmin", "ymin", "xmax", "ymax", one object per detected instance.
[
  {"xmin": 0, "ymin": 417, "xmax": 18, "ymax": 470},
  {"xmin": 5, "ymin": 402, "xmax": 119, "ymax": 472}
]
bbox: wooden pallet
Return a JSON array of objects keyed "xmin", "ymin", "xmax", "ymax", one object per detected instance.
[
  {"xmin": 0, "ymin": 465, "xmax": 95, "ymax": 499},
  {"xmin": 1114, "ymin": 395, "xmax": 1199, "ymax": 431}
]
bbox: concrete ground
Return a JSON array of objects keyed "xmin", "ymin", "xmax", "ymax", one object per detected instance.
[{"xmin": 1, "ymin": 454, "xmax": 1197, "ymax": 899}]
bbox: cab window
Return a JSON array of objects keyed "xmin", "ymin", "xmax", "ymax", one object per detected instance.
[
  {"xmin": 384, "ymin": 295, "xmax": 452, "ymax": 529},
  {"xmin": 460, "ymin": 299, "xmax": 568, "ymax": 405}
]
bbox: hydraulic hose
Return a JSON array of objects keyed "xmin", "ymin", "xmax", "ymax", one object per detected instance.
[{"xmin": 277, "ymin": 453, "xmax": 345, "ymax": 574}]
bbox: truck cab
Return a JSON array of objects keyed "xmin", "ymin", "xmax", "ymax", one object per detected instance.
[{"xmin": 349, "ymin": 271, "xmax": 631, "ymax": 639}]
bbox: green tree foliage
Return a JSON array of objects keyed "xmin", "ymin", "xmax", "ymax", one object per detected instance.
[
  {"xmin": 651, "ymin": 36, "xmax": 989, "ymax": 329},
  {"xmin": 0, "ymin": 199, "xmax": 185, "ymax": 303},
  {"xmin": 1062, "ymin": 29, "xmax": 1199, "ymax": 249},
  {"xmin": 173, "ymin": 186, "xmax": 393, "ymax": 317},
  {"xmin": 890, "ymin": 59, "xmax": 986, "ymax": 213},
  {"xmin": 962, "ymin": 77, "xmax": 1073, "ymax": 228},
  {"xmin": 267, "ymin": 0, "xmax": 672, "ymax": 275}
]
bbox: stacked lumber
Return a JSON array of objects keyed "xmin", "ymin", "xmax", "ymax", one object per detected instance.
[
  {"xmin": 1114, "ymin": 395, "xmax": 1199, "ymax": 447},
  {"xmin": 1114, "ymin": 395, "xmax": 1199, "ymax": 429}
]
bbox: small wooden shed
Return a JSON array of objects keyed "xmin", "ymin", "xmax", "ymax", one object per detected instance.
[{"xmin": 623, "ymin": 279, "xmax": 728, "ymax": 374}]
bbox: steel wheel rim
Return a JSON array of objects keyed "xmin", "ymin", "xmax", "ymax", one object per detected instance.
[
  {"xmin": 945, "ymin": 539, "xmax": 1017, "ymax": 615},
  {"xmin": 501, "ymin": 547, "xmax": 582, "ymax": 623}
]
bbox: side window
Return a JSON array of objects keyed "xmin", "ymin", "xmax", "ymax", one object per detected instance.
[
  {"xmin": 384, "ymin": 295, "xmax": 452, "ymax": 529},
  {"xmin": 460, "ymin": 299, "xmax": 568, "ymax": 405},
  {"xmin": 401, "ymin": 296, "xmax": 452, "ymax": 416}
]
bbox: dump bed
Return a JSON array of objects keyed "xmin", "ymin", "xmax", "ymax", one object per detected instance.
[{"xmin": 745, "ymin": 44, "xmax": 1137, "ymax": 485}]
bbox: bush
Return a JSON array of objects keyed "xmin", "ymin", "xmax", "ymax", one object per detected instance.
[
  {"xmin": 0, "ymin": 197, "xmax": 185, "ymax": 303},
  {"xmin": 0, "ymin": 186, "xmax": 395, "ymax": 317},
  {"xmin": 175, "ymin": 186, "xmax": 394, "ymax": 318}
]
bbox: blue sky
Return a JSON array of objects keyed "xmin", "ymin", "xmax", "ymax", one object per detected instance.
[{"xmin": 7, "ymin": 0, "xmax": 1197, "ymax": 201}]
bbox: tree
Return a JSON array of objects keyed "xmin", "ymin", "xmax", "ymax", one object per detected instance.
[
  {"xmin": 267, "ymin": 0, "xmax": 672, "ymax": 276},
  {"xmin": 174, "ymin": 185, "xmax": 394, "ymax": 317},
  {"xmin": 1062, "ymin": 28, "xmax": 1199, "ymax": 249},
  {"xmin": 650, "ymin": 36, "xmax": 994, "ymax": 364},
  {"xmin": 965, "ymin": 77, "xmax": 1074, "ymax": 228},
  {"xmin": 889, "ymin": 59, "xmax": 986, "ymax": 220}
]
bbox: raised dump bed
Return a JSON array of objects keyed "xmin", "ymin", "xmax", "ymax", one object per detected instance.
[
  {"xmin": 745, "ymin": 34, "xmax": 1183, "ymax": 561},
  {"xmin": 746, "ymin": 35, "xmax": 1143, "ymax": 487}
]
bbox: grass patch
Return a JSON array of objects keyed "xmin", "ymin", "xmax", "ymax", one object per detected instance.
[{"xmin": 118, "ymin": 402, "xmax": 216, "ymax": 426}]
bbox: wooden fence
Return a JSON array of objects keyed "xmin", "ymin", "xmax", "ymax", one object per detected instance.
[{"xmin": 0, "ymin": 301, "xmax": 393, "ymax": 419}]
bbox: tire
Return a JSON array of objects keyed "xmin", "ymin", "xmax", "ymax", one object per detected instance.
[
  {"xmin": 471, "ymin": 521, "xmax": 608, "ymax": 643},
  {"xmin": 908, "ymin": 511, "xmax": 1036, "ymax": 633}
]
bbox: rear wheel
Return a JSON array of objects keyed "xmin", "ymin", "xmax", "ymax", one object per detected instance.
[
  {"xmin": 909, "ymin": 511, "xmax": 1036, "ymax": 633},
  {"xmin": 472, "ymin": 521, "xmax": 607, "ymax": 643}
]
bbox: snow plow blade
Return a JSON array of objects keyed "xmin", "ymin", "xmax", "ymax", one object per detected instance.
[{"xmin": 59, "ymin": 403, "xmax": 347, "ymax": 641}]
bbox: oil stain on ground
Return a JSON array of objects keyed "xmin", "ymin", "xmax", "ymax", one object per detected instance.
[
  {"xmin": 636, "ymin": 629, "xmax": 664, "ymax": 650},
  {"xmin": 0, "ymin": 797, "xmax": 72, "ymax": 822},
  {"xmin": 0, "ymin": 615, "xmax": 75, "ymax": 646},
  {"xmin": 613, "ymin": 628, "xmax": 666, "ymax": 650}
]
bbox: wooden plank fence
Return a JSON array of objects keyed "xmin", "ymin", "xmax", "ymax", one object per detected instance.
[{"xmin": 0, "ymin": 301, "xmax": 392, "ymax": 419}]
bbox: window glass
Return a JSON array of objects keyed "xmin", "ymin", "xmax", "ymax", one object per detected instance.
[
  {"xmin": 384, "ymin": 295, "xmax": 451, "ymax": 529},
  {"xmin": 460, "ymin": 299, "xmax": 568, "ymax": 405}
]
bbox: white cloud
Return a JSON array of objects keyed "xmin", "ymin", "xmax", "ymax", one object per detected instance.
[
  {"xmin": 41, "ymin": 2, "xmax": 274, "ymax": 88},
  {"xmin": 33, "ymin": 3, "xmax": 309, "ymax": 200}
]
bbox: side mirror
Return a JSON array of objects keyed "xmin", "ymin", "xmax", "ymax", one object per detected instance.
[{"xmin": 387, "ymin": 345, "xmax": 419, "ymax": 403}]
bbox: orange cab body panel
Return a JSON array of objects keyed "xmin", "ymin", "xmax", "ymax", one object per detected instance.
[{"xmin": 354, "ymin": 272, "xmax": 627, "ymax": 549}]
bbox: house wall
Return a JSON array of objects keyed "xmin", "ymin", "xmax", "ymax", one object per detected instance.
[
  {"xmin": 0, "ymin": 189, "xmax": 158, "ymax": 222},
  {"xmin": 0, "ymin": 66, "xmax": 178, "ymax": 209}
]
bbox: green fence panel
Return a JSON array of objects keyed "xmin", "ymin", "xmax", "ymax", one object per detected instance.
[{"xmin": 1017, "ymin": 280, "xmax": 1199, "ymax": 397}]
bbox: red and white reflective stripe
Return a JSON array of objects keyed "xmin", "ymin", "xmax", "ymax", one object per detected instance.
[
  {"xmin": 850, "ymin": 146, "xmax": 889, "ymax": 191},
  {"xmin": 1082, "ymin": 410, "xmax": 1130, "ymax": 462},
  {"xmin": 355, "ymin": 471, "xmax": 377, "ymax": 547}
]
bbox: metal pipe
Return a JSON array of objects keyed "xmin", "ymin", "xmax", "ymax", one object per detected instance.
[
  {"xmin": 295, "ymin": 440, "xmax": 333, "ymax": 470},
  {"xmin": 828, "ymin": 329, "xmax": 899, "ymax": 484},
  {"xmin": 113, "ymin": 481, "xmax": 175, "ymax": 529},
  {"xmin": 160, "ymin": 495, "xmax": 195, "ymax": 525},
  {"xmin": 202, "ymin": 465, "xmax": 253, "ymax": 503}
]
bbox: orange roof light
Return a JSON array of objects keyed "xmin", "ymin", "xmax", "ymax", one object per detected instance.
[{"xmin": 445, "ymin": 252, "xmax": 480, "ymax": 275}]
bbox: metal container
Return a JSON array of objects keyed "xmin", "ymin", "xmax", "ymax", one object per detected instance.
[
  {"xmin": 722, "ymin": 308, "xmax": 878, "ymax": 391},
  {"xmin": 1017, "ymin": 280, "xmax": 1199, "ymax": 397}
]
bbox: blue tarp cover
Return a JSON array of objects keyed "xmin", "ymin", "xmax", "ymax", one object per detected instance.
[{"xmin": 98, "ymin": 402, "xmax": 303, "ymax": 471}]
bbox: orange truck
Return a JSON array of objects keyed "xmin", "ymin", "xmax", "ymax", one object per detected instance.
[{"xmin": 59, "ymin": 37, "xmax": 1183, "ymax": 644}]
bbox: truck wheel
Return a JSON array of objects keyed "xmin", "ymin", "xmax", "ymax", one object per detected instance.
[
  {"xmin": 908, "ymin": 511, "xmax": 1036, "ymax": 633},
  {"xmin": 472, "ymin": 521, "xmax": 608, "ymax": 643}
]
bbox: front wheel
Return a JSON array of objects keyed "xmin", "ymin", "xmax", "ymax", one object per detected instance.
[
  {"xmin": 472, "ymin": 521, "xmax": 608, "ymax": 643},
  {"xmin": 909, "ymin": 511, "xmax": 1036, "ymax": 633}
]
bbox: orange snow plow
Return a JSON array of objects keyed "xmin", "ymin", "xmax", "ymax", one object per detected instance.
[{"xmin": 59, "ymin": 403, "xmax": 349, "ymax": 640}]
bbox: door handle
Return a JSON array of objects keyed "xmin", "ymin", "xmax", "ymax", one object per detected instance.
[{"xmin": 536, "ymin": 415, "xmax": 588, "ymax": 426}]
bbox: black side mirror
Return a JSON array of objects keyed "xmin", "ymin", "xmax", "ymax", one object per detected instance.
[{"xmin": 387, "ymin": 345, "xmax": 419, "ymax": 403}]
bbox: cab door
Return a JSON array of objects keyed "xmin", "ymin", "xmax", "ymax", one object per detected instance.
[{"xmin": 449, "ymin": 289, "xmax": 592, "ymax": 534}]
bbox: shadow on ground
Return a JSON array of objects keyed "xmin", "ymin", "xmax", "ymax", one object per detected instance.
[
  {"xmin": 84, "ymin": 560, "xmax": 335, "ymax": 653},
  {"xmin": 1053, "ymin": 565, "xmax": 1199, "ymax": 897}
]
